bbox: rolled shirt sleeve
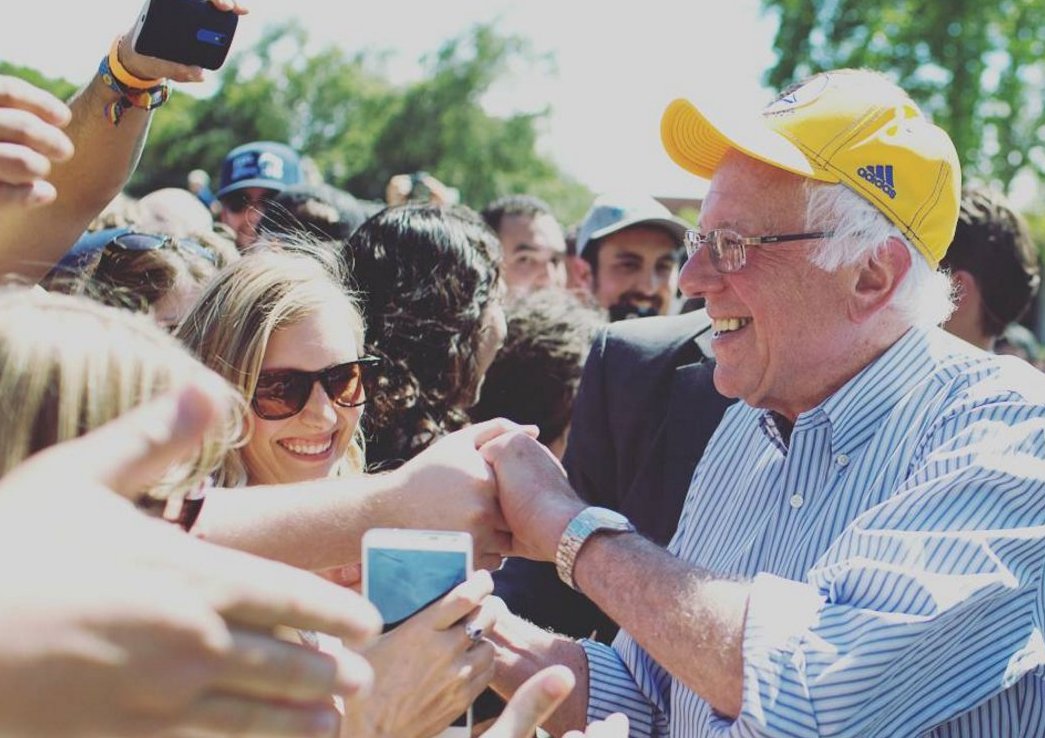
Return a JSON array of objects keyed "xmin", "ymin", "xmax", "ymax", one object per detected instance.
[{"xmin": 583, "ymin": 638, "xmax": 669, "ymax": 736}]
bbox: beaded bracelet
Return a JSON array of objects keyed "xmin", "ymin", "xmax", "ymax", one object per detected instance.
[{"xmin": 97, "ymin": 38, "xmax": 171, "ymax": 125}]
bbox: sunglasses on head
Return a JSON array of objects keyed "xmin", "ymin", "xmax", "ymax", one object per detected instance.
[
  {"xmin": 105, "ymin": 231, "xmax": 220, "ymax": 266},
  {"xmin": 221, "ymin": 190, "xmax": 275, "ymax": 214},
  {"xmin": 251, "ymin": 357, "xmax": 381, "ymax": 421}
]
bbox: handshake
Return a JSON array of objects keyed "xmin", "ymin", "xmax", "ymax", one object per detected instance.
[{"xmin": 0, "ymin": 381, "xmax": 615, "ymax": 738}]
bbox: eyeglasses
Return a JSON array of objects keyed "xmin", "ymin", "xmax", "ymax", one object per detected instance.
[
  {"xmin": 106, "ymin": 231, "xmax": 219, "ymax": 266},
  {"xmin": 251, "ymin": 358, "xmax": 381, "ymax": 421},
  {"xmin": 683, "ymin": 229, "xmax": 834, "ymax": 274},
  {"xmin": 221, "ymin": 190, "xmax": 275, "ymax": 214}
]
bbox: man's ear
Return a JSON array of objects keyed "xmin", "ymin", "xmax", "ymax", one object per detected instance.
[
  {"xmin": 567, "ymin": 255, "xmax": 594, "ymax": 294},
  {"xmin": 949, "ymin": 269, "xmax": 978, "ymax": 308},
  {"xmin": 850, "ymin": 236, "xmax": 912, "ymax": 322}
]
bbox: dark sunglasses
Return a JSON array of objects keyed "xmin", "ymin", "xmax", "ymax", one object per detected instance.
[
  {"xmin": 106, "ymin": 231, "xmax": 220, "ymax": 266},
  {"xmin": 251, "ymin": 357, "xmax": 381, "ymax": 421},
  {"xmin": 221, "ymin": 190, "xmax": 275, "ymax": 214}
]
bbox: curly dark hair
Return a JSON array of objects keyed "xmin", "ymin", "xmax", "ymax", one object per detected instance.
[{"xmin": 344, "ymin": 204, "xmax": 502, "ymax": 469}]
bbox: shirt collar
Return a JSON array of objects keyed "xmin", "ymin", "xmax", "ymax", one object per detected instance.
[
  {"xmin": 755, "ymin": 327, "xmax": 939, "ymax": 457},
  {"xmin": 815, "ymin": 326, "xmax": 938, "ymax": 456}
]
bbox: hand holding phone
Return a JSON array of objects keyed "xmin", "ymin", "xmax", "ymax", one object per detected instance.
[
  {"xmin": 361, "ymin": 530, "xmax": 494, "ymax": 738},
  {"xmin": 130, "ymin": 0, "xmax": 241, "ymax": 71}
]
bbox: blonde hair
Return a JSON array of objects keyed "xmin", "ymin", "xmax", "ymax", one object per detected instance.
[
  {"xmin": 0, "ymin": 287, "xmax": 243, "ymax": 500},
  {"xmin": 178, "ymin": 240, "xmax": 367, "ymax": 484}
]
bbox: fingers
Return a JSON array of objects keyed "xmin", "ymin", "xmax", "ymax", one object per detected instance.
[
  {"xmin": 458, "ymin": 594, "xmax": 502, "ymax": 649},
  {"xmin": 117, "ymin": 35, "xmax": 206, "ymax": 84},
  {"xmin": 481, "ymin": 665, "xmax": 575, "ymax": 738},
  {"xmin": 214, "ymin": 628, "xmax": 373, "ymax": 702},
  {"xmin": 204, "ymin": 549, "xmax": 382, "ymax": 649},
  {"xmin": 424, "ymin": 570, "xmax": 494, "ymax": 630},
  {"xmin": 0, "ymin": 75, "xmax": 72, "ymax": 127},
  {"xmin": 166, "ymin": 693, "xmax": 340, "ymax": 738},
  {"xmin": 562, "ymin": 713, "xmax": 630, "ymax": 738},
  {"xmin": 3, "ymin": 379, "xmax": 226, "ymax": 500},
  {"xmin": 208, "ymin": 0, "xmax": 250, "ymax": 13},
  {"xmin": 466, "ymin": 418, "xmax": 539, "ymax": 448},
  {"xmin": 0, "ymin": 107, "xmax": 74, "ymax": 162},
  {"xmin": 460, "ymin": 638, "xmax": 496, "ymax": 697},
  {"xmin": 0, "ymin": 180, "xmax": 56, "ymax": 209}
]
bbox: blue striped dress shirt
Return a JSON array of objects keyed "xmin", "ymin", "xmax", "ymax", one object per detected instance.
[{"xmin": 582, "ymin": 326, "xmax": 1045, "ymax": 737}]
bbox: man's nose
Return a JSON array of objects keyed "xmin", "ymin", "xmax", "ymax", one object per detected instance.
[{"xmin": 678, "ymin": 246, "xmax": 722, "ymax": 299}]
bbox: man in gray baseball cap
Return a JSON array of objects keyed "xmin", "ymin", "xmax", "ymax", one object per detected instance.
[{"xmin": 572, "ymin": 194, "xmax": 687, "ymax": 321}]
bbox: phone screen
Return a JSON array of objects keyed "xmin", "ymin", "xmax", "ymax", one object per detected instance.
[
  {"xmin": 366, "ymin": 545, "xmax": 469, "ymax": 728},
  {"xmin": 366, "ymin": 547, "xmax": 468, "ymax": 629}
]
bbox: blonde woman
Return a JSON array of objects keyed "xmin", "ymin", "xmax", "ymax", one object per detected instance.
[
  {"xmin": 178, "ymin": 243, "xmax": 372, "ymax": 489},
  {"xmin": 0, "ymin": 286, "xmax": 241, "ymax": 509}
]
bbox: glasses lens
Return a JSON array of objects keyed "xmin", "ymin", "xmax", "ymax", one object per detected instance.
[
  {"xmin": 176, "ymin": 238, "xmax": 219, "ymax": 266},
  {"xmin": 223, "ymin": 191, "xmax": 271, "ymax": 214},
  {"xmin": 324, "ymin": 362, "xmax": 367, "ymax": 408},
  {"xmin": 111, "ymin": 233, "xmax": 166, "ymax": 252},
  {"xmin": 222, "ymin": 192, "xmax": 250, "ymax": 213},
  {"xmin": 253, "ymin": 370, "xmax": 310, "ymax": 420},
  {"xmin": 711, "ymin": 231, "xmax": 745, "ymax": 273},
  {"xmin": 684, "ymin": 230, "xmax": 700, "ymax": 259}
]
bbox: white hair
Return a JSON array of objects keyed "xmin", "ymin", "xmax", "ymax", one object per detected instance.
[{"xmin": 804, "ymin": 182, "xmax": 954, "ymax": 328}]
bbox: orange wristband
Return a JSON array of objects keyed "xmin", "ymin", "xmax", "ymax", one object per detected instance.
[{"xmin": 108, "ymin": 36, "xmax": 164, "ymax": 89}]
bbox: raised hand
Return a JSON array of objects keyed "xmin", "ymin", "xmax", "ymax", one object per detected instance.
[
  {"xmin": 479, "ymin": 431, "xmax": 586, "ymax": 562},
  {"xmin": 0, "ymin": 380, "xmax": 381, "ymax": 738},
  {"xmin": 0, "ymin": 75, "xmax": 73, "ymax": 208},
  {"xmin": 342, "ymin": 572, "xmax": 499, "ymax": 738},
  {"xmin": 116, "ymin": 0, "xmax": 250, "ymax": 83},
  {"xmin": 390, "ymin": 419, "xmax": 538, "ymax": 570}
]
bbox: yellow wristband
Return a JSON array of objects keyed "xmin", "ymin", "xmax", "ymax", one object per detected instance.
[{"xmin": 108, "ymin": 36, "xmax": 164, "ymax": 89}]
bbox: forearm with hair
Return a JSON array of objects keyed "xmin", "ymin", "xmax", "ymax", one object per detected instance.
[
  {"xmin": 573, "ymin": 532, "xmax": 749, "ymax": 718},
  {"xmin": 0, "ymin": 73, "xmax": 153, "ymax": 280},
  {"xmin": 189, "ymin": 472, "xmax": 420, "ymax": 571}
]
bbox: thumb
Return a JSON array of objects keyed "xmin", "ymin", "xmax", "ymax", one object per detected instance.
[
  {"xmin": 481, "ymin": 665, "xmax": 575, "ymax": 738},
  {"xmin": 8, "ymin": 377, "xmax": 225, "ymax": 499},
  {"xmin": 465, "ymin": 418, "xmax": 540, "ymax": 449}
]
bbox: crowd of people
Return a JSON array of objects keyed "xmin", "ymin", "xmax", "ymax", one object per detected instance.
[{"xmin": 1, "ymin": 3, "xmax": 1044, "ymax": 737}]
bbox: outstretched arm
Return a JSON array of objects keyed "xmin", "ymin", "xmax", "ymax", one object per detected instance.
[{"xmin": 0, "ymin": 1, "xmax": 247, "ymax": 280}]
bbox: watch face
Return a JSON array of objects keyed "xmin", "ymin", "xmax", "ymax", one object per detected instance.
[{"xmin": 586, "ymin": 507, "xmax": 632, "ymax": 531}]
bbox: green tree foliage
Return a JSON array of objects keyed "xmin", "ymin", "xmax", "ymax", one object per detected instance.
[
  {"xmin": 761, "ymin": 0, "xmax": 1045, "ymax": 194},
  {"xmin": 128, "ymin": 20, "xmax": 590, "ymax": 223},
  {"xmin": 0, "ymin": 62, "xmax": 78, "ymax": 101}
]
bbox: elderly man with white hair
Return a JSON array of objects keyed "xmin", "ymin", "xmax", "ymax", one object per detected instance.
[{"xmin": 481, "ymin": 69, "xmax": 1045, "ymax": 737}]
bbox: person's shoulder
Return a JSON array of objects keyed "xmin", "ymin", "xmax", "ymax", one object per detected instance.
[{"xmin": 924, "ymin": 327, "xmax": 1045, "ymax": 406}]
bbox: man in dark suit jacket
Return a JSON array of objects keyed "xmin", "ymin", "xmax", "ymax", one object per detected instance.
[{"xmin": 493, "ymin": 308, "xmax": 735, "ymax": 643}]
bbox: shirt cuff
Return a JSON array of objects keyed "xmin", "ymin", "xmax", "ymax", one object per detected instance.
[
  {"xmin": 582, "ymin": 639, "xmax": 657, "ymax": 737},
  {"xmin": 740, "ymin": 572, "xmax": 825, "ymax": 736}
]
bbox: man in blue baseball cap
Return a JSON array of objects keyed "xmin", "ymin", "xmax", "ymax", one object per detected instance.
[{"xmin": 216, "ymin": 140, "xmax": 302, "ymax": 249}]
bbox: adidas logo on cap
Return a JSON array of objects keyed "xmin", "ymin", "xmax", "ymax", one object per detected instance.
[{"xmin": 858, "ymin": 164, "xmax": 897, "ymax": 199}]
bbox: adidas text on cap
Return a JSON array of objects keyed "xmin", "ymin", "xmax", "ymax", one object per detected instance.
[{"xmin": 660, "ymin": 69, "xmax": 961, "ymax": 267}]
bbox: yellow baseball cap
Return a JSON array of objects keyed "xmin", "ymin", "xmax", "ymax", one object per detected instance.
[{"xmin": 661, "ymin": 69, "xmax": 961, "ymax": 267}]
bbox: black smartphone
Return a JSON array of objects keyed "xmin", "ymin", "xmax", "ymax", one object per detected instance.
[{"xmin": 131, "ymin": 0, "xmax": 239, "ymax": 70}]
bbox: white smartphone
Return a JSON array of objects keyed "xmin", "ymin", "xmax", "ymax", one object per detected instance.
[{"xmin": 362, "ymin": 528, "xmax": 473, "ymax": 738}]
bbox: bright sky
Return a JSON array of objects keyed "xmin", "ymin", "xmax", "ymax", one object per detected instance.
[{"xmin": 0, "ymin": 0, "xmax": 780, "ymax": 199}]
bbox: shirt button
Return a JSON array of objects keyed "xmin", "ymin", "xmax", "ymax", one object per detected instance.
[
  {"xmin": 789, "ymin": 494, "xmax": 804, "ymax": 509},
  {"xmin": 836, "ymin": 453, "xmax": 849, "ymax": 467}
]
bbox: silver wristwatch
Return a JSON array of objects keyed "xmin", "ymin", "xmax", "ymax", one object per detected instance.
[{"xmin": 555, "ymin": 506, "xmax": 635, "ymax": 591}]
